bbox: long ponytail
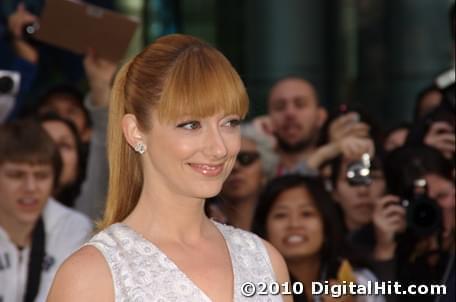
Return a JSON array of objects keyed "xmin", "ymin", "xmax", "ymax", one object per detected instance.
[
  {"xmin": 98, "ymin": 60, "xmax": 143, "ymax": 229},
  {"xmin": 97, "ymin": 34, "xmax": 249, "ymax": 229}
]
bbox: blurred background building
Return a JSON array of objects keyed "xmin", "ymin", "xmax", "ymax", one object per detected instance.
[{"xmin": 1, "ymin": 0, "xmax": 454, "ymax": 126}]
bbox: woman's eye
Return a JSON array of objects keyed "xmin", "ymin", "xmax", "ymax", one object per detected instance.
[
  {"xmin": 225, "ymin": 118, "xmax": 241, "ymax": 128},
  {"xmin": 177, "ymin": 121, "xmax": 201, "ymax": 130},
  {"xmin": 300, "ymin": 211, "xmax": 314, "ymax": 218},
  {"xmin": 271, "ymin": 212, "xmax": 287, "ymax": 219}
]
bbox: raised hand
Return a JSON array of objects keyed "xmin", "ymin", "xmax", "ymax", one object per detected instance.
[
  {"xmin": 372, "ymin": 195, "xmax": 406, "ymax": 260},
  {"xmin": 329, "ymin": 112, "xmax": 370, "ymax": 143},
  {"xmin": 8, "ymin": 2, "xmax": 39, "ymax": 63},
  {"xmin": 83, "ymin": 49, "xmax": 118, "ymax": 108},
  {"xmin": 424, "ymin": 121, "xmax": 455, "ymax": 159}
]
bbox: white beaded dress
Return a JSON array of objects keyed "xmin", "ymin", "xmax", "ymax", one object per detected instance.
[{"xmin": 85, "ymin": 221, "xmax": 283, "ymax": 302}]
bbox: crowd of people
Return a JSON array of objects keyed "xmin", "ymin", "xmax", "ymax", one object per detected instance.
[{"xmin": 0, "ymin": 2, "xmax": 454, "ymax": 302}]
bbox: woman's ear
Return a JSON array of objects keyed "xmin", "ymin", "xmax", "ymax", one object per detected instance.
[{"xmin": 122, "ymin": 114, "xmax": 144, "ymax": 148}]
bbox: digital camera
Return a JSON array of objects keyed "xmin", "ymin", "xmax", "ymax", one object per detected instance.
[
  {"xmin": 346, "ymin": 153, "xmax": 372, "ymax": 186},
  {"xmin": 399, "ymin": 179, "xmax": 442, "ymax": 236}
]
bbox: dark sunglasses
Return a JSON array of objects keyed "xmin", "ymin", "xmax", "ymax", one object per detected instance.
[{"xmin": 236, "ymin": 151, "xmax": 260, "ymax": 166}]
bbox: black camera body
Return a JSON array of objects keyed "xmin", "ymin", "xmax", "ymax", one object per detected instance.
[{"xmin": 399, "ymin": 180, "xmax": 442, "ymax": 236}]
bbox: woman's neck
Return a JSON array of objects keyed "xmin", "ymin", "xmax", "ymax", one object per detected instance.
[
  {"xmin": 124, "ymin": 186, "xmax": 210, "ymax": 244},
  {"xmin": 288, "ymin": 255, "xmax": 321, "ymax": 300},
  {"xmin": 345, "ymin": 217, "xmax": 363, "ymax": 233}
]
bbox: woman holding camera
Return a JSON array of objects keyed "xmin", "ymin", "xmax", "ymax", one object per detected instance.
[{"xmin": 371, "ymin": 145, "xmax": 454, "ymax": 302}]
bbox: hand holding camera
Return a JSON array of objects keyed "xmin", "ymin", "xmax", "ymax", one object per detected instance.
[
  {"xmin": 329, "ymin": 111, "xmax": 370, "ymax": 143},
  {"xmin": 329, "ymin": 107, "xmax": 376, "ymax": 186},
  {"xmin": 338, "ymin": 136, "xmax": 374, "ymax": 161},
  {"xmin": 373, "ymin": 178, "xmax": 443, "ymax": 260},
  {"xmin": 373, "ymin": 195, "xmax": 407, "ymax": 260},
  {"xmin": 305, "ymin": 136, "xmax": 374, "ymax": 173},
  {"xmin": 7, "ymin": 3, "xmax": 40, "ymax": 64},
  {"xmin": 7, "ymin": 3, "xmax": 38, "ymax": 39}
]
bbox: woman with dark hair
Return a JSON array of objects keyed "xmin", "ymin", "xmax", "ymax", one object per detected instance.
[
  {"xmin": 317, "ymin": 106, "xmax": 386, "ymax": 235},
  {"xmin": 370, "ymin": 145, "xmax": 455, "ymax": 302},
  {"xmin": 328, "ymin": 152, "xmax": 386, "ymax": 234},
  {"xmin": 253, "ymin": 175, "xmax": 384, "ymax": 302},
  {"xmin": 39, "ymin": 113, "xmax": 84, "ymax": 208}
]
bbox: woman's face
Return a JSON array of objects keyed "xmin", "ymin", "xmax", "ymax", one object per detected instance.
[
  {"xmin": 139, "ymin": 110, "xmax": 242, "ymax": 200},
  {"xmin": 333, "ymin": 158, "xmax": 386, "ymax": 231},
  {"xmin": 266, "ymin": 186, "xmax": 324, "ymax": 261},
  {"xmin": 221, "ymin": 137, "xmax": 264, "ymax": 202},
  {"xmin": 41, "ymin": 120, "xmax": 79, "ymax": 188}
]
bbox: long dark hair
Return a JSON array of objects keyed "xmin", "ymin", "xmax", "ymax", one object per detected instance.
[
  {"xmin": 384, "ymin": 144, "xmax": 455, "ymax": 285},
  {"xmin": 252, "ymin": 175, "xmax": 347, "ymax": 270},
  {"xmin": 384, "ymin": 145, "xmax": 453, "ymax": 198},
  {"xmin": 38, "ymin": 113, "xmax": 84, "ymax": 207}
]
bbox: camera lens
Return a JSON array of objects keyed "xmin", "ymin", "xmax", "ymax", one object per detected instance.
[
  {"xmin": 406, "ymin": 195, "xmax": 442, "ymax": 236},
  {"xmin": 0, "ymin": 76, "xmax": 14, "ymax": 94},
  {"xmin": 21, "ymin": 22, "xmax": 39, "ymax": 42},
  {"xmin": 412, "ymin": 203, "xmax": 438, "ymax": 227}
]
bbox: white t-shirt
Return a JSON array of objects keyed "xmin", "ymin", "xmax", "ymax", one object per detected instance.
[{"xmin": 0, "ymin": 198, "xmax": 93, "ymax": 302}]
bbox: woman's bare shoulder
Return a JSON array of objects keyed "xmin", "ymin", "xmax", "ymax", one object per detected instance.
[
  {"xmin": 261, "ymin": 239, "xmax": 294, "ymax": 302},
  {"xmin": 47, "ymin": 245, "xmax": 114, "ymax": 302}
]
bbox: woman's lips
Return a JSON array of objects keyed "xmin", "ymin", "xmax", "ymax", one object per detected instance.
[{"xmin": 189, "ymin": 163, "xmax": 224, "ymax": 176}]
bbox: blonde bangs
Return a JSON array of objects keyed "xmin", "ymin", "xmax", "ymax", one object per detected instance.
[{"xmin": 157, "ymin": 46, "xmax": 248, "ymax": 122}]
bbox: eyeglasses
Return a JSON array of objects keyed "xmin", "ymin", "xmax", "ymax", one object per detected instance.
[{"xmin": 236, "ymin": 151, "xmax": 260, "ymax": 167}]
